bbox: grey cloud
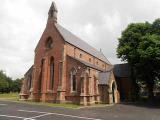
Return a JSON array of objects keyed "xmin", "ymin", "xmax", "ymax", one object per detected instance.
[{"xmin": 0, "ymin": 0, "xmax": 160, "ymax": 79}]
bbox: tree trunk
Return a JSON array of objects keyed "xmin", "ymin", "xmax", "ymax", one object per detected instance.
[
  {"xmin": 130, "ymin": 65, "xmax": 139, "ymax": 101},
  {"xmin": 147, "ymin": 83, "xmax": 154, "ymax": 102}
]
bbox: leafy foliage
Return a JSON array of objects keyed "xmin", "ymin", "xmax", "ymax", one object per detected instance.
[
  {"xmin": 0, "ymin": 70, "xmax": 23, "ymax": 93},
  {"xmin": 117, "ymin": 18, "xmax": 160, "ymax": 101}
]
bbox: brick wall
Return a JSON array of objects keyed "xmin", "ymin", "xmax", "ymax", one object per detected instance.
[{"xmin": 32, "ymin": 20, "xmax": 65, "ymax": 101}]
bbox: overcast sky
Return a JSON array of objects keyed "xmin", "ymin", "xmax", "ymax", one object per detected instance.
[{"xmin": 0, "ymin": 0, "xmax": 160, "ymax": 79}]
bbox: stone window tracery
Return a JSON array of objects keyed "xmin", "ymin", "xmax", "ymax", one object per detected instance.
[
  {"xmin": 50, "ymin": 57, "xmax": 54, "ymax": 90},
  {"xmin": 81, "ymin": 77, "xmax": 84, "ymax": 93},
  {"xmin": 70, "ymin": 68, "xmax": 77, "ymax": 92},
  {"xmin": 46, "ymin": 37, "xmax": 53, "ymax": 49}
]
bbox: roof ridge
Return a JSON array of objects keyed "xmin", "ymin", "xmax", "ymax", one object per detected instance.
[
  {"xmin": 56, "ymin": 24, "xmax": 101, "ymax": 52},
  {"xmin": 55, "ymin": 23, "xmax": 111, "ymax": 65}
]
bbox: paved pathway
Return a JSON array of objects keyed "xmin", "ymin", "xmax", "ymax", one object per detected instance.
[{"xmin": 0, "ymin": 100, "xmax": 159, "ymax": 120}]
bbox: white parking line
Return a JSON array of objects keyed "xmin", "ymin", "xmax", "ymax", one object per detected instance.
[
  {"xmin": 19, "ymin": 109, "xmax": 47, "ymax": 114},
  {"xmin": 0, "ymin": 114, "xmax": 34, "ymax": 119},
  {"xmin": 18, "ymin": 109, "xmax": 102, "ymax": 120},
  {"xmin": 0, "ymin": 104, "xmax": 7, "ymax": 106},
  {"xmin": 29, "ymin": 113, "xmax": 52, "ymax": 119},
  {"xmin": 23, "ymin": 118, "xmax": 35, "ymax": 120}
]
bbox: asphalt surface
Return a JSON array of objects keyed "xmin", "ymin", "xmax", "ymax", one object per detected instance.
[{"xmin": 0, "ymin": 100, "xmax": 160, "ymax": 120}]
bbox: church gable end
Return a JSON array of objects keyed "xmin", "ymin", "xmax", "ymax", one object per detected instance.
[{"xmin": 20, "ymin": 2, "xmax": 120, "ymax": 105}]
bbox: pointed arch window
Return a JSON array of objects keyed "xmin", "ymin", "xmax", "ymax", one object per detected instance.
[
  {"xmin": 50, "ymin": 57, "xmax": 54, "ymax": 90},
  {"xmin": 39, "ymin": 59, "xmax": 45, "ymax": 92},
  {"xmin": 70, "ymin": 68, "xmax": 77, "ymax": 92},
  {"xmin": 46, "ymin": 37, "xmax": 53, "ymax": 49},
  {"xmin": 28, "ymin": 75, "xmax": 32, "ymax": 90},
  {"xmin": 94, "ymin": 76, "xmax": 97, "ymax": 94},
  {"xmin": 80, "ymin": 77, "xmax": 84, "ymax": 93}
]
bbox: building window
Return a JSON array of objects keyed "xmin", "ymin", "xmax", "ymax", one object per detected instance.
[
  {"xmin": 81, "ymin": 78, "xmax": 84, "ymax": 93},
  {"xmin": 89, "ymin": 58, "xmax": 91, "ymax": 62},
  {"xmin": 102, "ymin": 64, "xmax": 104, "ymax": 68},
  {"xmin": 79, "ymin": 54, "xmax": 82, "ymax": 58},
  {"xmin": 70, "ymin": 68, "xmax": 77, "ymax": 92},
  {"xmin": 28, "ymin": 75, "xmax": 32, "ymax": 90},
  {"xmin": 59, "ymin": 62, "xmax": 62, "ymax": 86},
  {"xmin": 88, "ymin": 68, "xmax": 91, "ymax": 75},
  {"xmin": 74, "ymin": 48, "xmax": 76, "ymax": 57},
  {"xmin": 94, "ymin": 76, "xmax": 97, "ymax": 94},
  {"xmin": 72, "ymin": 75, "xmax": 76, "ymax": 91},
  {"xmin": 39, "ymin": 59, "xmax": 44, "ymax": 92},
  {"xmin": 96, "ymin": 61, "xmax": 99, "ymax": 65},
  {"xmin": 46, "ymin": 37, "xmax": 53, "ymax": 49},
  {"xmin": 50, "ymin": 57, "xmax": 54, "ymax": 90}
]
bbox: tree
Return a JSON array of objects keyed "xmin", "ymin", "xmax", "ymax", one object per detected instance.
[
  {"xmin": 12, "ymin": 78, "xmax": 23, "ymax": 93},
  {"xmin": 117, "ymin": 18, "xmax": 160, "ymax": 101},
  {"xmin": 137, "ymin": 34, "xmax": 160, "ymax": 100},
  {"xmin": 0, "ymin": 70, "xmax": 23, "ymax": 93},
  {"xmin": 0, "ymin": 70, "xmax": 9, "ymax": 93}
]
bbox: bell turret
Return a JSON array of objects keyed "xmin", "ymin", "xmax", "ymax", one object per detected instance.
[{"xmin": 48, "ymin": 1, "xmax": 58, "ymax": 23}]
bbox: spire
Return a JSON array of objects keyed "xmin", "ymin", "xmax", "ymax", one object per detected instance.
[{"xmin": 48, "ymin": 1, "xmax": 58, "ymax": 23}]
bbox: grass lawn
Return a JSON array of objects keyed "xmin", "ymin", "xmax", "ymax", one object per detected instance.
[
  {"xmin": 0, "ymin": 92, "xmax": 79, "ymax": 109},
  {"xmin": 0, "ymin": 93, "xmax": 112, "ymax": 109},
  {"xmin": 0, "ymin": 92, "xmax": 19, "ymax": 100},
  {"xmin": 17, "ymin": 101, "xmax": 80, "ymax": 109}
]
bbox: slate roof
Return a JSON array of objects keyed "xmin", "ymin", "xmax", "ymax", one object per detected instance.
[
  {"xmin": 99, "ymin": 71, "xmax": 111, "ymax": 85},
  {"xmin": 68, "ymin": 55, "xmax": 105, "ymax": 72},
  {"xmin": 55, "ymin": 23, "xmax": 111, "ymax": 65},
  {"xmin": 113, "ymin": 63, "xmax": 130, "ymax": 77},
  {"xmin": 68, "ymin": 55, "xmax": 112, "ymax": 85},
  {"xmin": 24, "ymin": 65, "xmax": 33, "ymax": 76}
]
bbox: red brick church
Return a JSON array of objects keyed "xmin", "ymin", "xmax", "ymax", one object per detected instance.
[{"xmin": 20, "ymin": 2, "xmax": 120, "ymax": 105}]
